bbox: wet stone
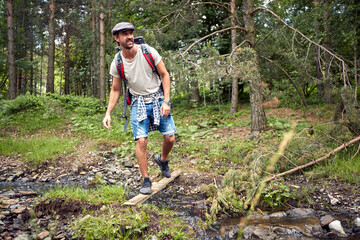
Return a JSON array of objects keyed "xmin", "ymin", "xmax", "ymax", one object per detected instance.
[
  {"xmin": 320, "ymin": 214, "xmax": 335, "ymax": 227},
  {"xmin": 269, "ymin": 212, "xmax": 287, "ymax": 218},
  {"xmin": 329, "ymin": 220, "xmax": 346, "ymax": 236},
  {"xmin": 355, "ymin": 217, "xmax": 360, "ymax": 227},
  {"xmin": 243, "ymin": 225, "xmax": 276, "ymax": 240},
  {"xmin": 286, "ymin": 208, "xmax": 314, "ymax": 218}
]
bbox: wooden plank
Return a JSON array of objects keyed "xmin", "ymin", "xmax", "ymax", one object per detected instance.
[{"xmin": 123, "ymin": 170, "xmax": 181, "ymax": 206}]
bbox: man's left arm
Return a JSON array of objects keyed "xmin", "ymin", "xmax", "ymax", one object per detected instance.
[{"xmin": 156, "ymin": 60, "xmax": 171, "ymax": 117}]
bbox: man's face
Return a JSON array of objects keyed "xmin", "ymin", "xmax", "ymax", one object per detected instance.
[{"xmin": 115, "ymin": 30, "xmax": 134, "ymax": 50}]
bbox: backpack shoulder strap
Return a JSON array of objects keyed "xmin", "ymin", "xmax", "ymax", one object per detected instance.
[
  {"xmin": 115, "ymin": 49, "xmax": 129, "ymax": 132},
  {"xmin": 140, "ymin": 44, "xmax": 160, "ymax": 78},
  {"xmin": 115, "ymin": 50, "xmax": 126, "ymax": 82}
]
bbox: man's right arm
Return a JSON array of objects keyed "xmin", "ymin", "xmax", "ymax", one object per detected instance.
[{"xmin": 102, "ymin": 76, "xmax": 122, "ymax": 129}]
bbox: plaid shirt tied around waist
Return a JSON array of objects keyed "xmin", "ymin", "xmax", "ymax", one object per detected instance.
[{"xmin": 131, "ymin": 88, "xmax": 164, "ymax": 132}]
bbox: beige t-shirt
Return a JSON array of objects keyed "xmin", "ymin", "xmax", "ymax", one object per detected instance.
[{"xmin": 109, "ymin": 44, "xmax": 162, "ymax": 96}]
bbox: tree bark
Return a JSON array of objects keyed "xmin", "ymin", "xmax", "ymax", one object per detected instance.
[
  {"xmin": 6, "ymin": 0, "xmax": 16, "ymax": 100},
  {"xmin": 243, "ymin": 0, "xmax": 267, "ymax": 134},
  {"xmin": 230, "ymin": 0, "xmax": 238, "ymax": 115},
  {"xmin": 99, "ymin": 5, "xmax": 106, "ymax": 106},
  {"xmin": 64, "ymin": 13, "xmax": 70, "ymax": 95},
  {"xmin": 91, "ymin": 5, "xmax": 98, "ymax": 97},
  {"xmin": 30, "ymin": 48, "xmax": 34, "ymax": 94},
  {"xmin": 46, "ymin": 0, "xmax": 56, "ymax": 93},
  {"xmin": 354, "ymin": 0, "xmax": 359, "ymax": 102}
]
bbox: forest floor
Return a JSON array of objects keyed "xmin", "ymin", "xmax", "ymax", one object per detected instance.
[{"xmin": 1, "ymin": 97, "xmax": 360, "ymax": 239}]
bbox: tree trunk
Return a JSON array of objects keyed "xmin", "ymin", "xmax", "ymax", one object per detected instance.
[
  {"xmin": 46, "ymin": 0, "xmax": 56, "ymax": 93},
  {"xmin": 64, "ymin": 15, "xmax": 70, "ymax": 95},
  {"xmin": 243, "ymin": 0, "xmax": 267, "ymax": 134},
  {"xmin": 6, "ymin": 0, "xmax": 16, "ymax": 100},
  {"xmin": 230, "ymin": 0, "xmax": 238, "ymax": 115},
  {"xmin": 323, "ymin": 0, "xmax": 334, "ymax": 104},
  {"xmin": 190, "ymin": 79, "xmax": 200, "ymax": 103},
  {"xmin": 99, "ymin": 5, "xmax": 106, "ymax": 106},
  {"xmin": 313, "ymin": 0, "xmax": 325, "ymax": 99},
  {"xmin": 354, "ymin": 0, "xmax": 359, "ymax": 102},
  {"xmin": 17, "ymin": 72, "xmax": 21, "ymax": 93},
  {"xmin": 30, "ymin": 48, "xmax": 34, "ymax": 94},
  {"xmin": 92, "ymin": 4, "xmax": 99, "ymax": 97}
]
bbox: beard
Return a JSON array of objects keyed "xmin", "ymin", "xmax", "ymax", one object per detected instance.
[{"xmin": 120, "ymin": 40, "xmax": 134, "ymax": 50}]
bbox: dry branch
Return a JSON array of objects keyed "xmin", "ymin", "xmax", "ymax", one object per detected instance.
[
  {"xmin": 266, "ymin": 135, "xmax": 360, "ymax": 182},
  {"xmin": 180, "ymin": 26, "xmax": 247, "ymax": 56},
  {"xmin": 253, "ymin": 7, "xmax": 350, "ymax": 87}
]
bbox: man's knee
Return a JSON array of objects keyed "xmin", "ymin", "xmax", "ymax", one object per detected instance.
[
  {"xmin": 164, "ymin": 134, "xmax": 175, "ymax": 144},
  {"xmin": 137, "ymin": 137, "xmax": 148, "ymax": 148}
]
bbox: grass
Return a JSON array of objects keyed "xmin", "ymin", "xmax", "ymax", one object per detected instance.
[
  {"xmin": 43, "ymin": 185, "xmax": 128, "ymax": 205},
  {"xmin": 0, "ymin": 136, "xmax": 80, "ymax": 165},
  {"xmin": 311, "ymin": 145, "xmax": 360, "ymax": 184}
]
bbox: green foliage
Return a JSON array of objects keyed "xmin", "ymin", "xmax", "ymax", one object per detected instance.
[
  {"xmin": 0, "ymin": 94, "xmax": 42, "ymax": 115},
  {"xmin": 267, "ymin": 116, "xmax": 292, "ymax": 130},
  {"xmin": 261, "ymin": 181, "xmax": 291, "ymax": 209},
  {"xmin": 72, "ymin": 208, "xmax": 149, "ymax": 240}
]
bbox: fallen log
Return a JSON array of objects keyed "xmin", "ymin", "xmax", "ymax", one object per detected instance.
[{"xmin": 266, "ymin": 135, "xmax": 360, "ymax": 182}]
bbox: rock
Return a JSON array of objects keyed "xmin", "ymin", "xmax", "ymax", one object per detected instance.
[
  {"xmin": 54, "ymin": 232, "xmax": 66, "ymax": 239},
  {"xmin": 355, "ymin": 217, "xmax": 360, "ymax": 227},
  {"xmin": 320, "ymin": 215, "xmax": 335, "ymax": 227},
  {"xmin": 0, "ymin": 220, "xmax": 4, "ymax": 225},
  {"xmin": 13, "ymin": 207, "xmax": 26, "ymax": 214},
  {"xmin": 227, "ymin": 225, "xmax": 239, "ymax": 239},
  {"xmin": 3, "ymin": 199, "xmax": 19, "ymax": 205},
  {"xmin": 79, "ymin": 171, "xmax": 87, "ymax": 175},
  {"xmin": 124, "ymin": 160, "xmax": 134, "ymax": 168},
  {"xmin": 328, "ymin": 194, "xmax": 340, "ymax": 205},
  {"xmin": 269, "ymin": 212, "xmax": 287, "ymax": 218},
  {"xmin": 243, "ymin": 225, "xmax": 276, "ymax": 240},
  {"xmin": 18, "ymin": 191, "xmax": 37, "ymax": 196},
  {"xmin": 38, "ymin": 231, "xmax": 50, "ymax": 239},
  {"xmin": 7, "ymin": 176, "xmax": 16, "ymax": 182},
  {"xmin": 286, "ymin": 208, "xmax": 314, "ymax": 218},
  {"xmin": 0, "ymin": 214, "xmax": 5, "ymax": 219},
  {"xmin": 151, "ymin": 235, "xmax": 158, "ymax": 240},
  {"xmin": 14, "ymin": 234, "xmax": 30, "ymax": 240},
  {"xmin": 353, "ymin": 227, "xmax": 360, "ymax": 234},
  {"xmin": 14, "ymin": 171, "xmax": 24, "ymax": 177},
  {"xmin": 329, "ymin": 220, "xmax": 346, "ymax": 237}
]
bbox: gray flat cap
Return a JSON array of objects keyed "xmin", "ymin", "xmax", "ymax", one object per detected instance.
[{"xmin": 111, "ymin": 22, "xmax": 135, "ymax": 35}]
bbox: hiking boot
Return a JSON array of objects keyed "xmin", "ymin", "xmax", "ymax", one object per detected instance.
[
  {"xmin": 140, "ymin": 177, "xmax": 152, "ymax": 195},
  {"xmin": 154, "ymin": 154, "xmax": 171, "ymax": 178}
]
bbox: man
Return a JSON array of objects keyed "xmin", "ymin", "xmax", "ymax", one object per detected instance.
[{"xmin": 102, "ymin": 22, "xmax": 176, "ymax": 195}]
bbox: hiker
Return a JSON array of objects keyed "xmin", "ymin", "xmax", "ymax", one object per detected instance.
[{"xmin": 102, "ymin": 22, "xmax": 176, "ymax": 195}]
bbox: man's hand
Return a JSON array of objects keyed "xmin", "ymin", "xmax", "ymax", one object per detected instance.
[
  {"xmin": 160, "ymin": 102, "xmax": 171, "ymax": 117},
  {"xmin": 102, "ymin": 115, "xmax": 112, "ymax": 129}
]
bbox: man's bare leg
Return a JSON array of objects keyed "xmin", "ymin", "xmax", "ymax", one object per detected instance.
[
  {"xmin": 136, "ymin": 137, "xmax": 148, "ymax": 179},
  {"xmin": 161, "ymin": 134, "xmax": 175, "ymax": 161}
]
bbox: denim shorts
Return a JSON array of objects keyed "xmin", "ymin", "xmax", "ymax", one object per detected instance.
[{"xmin": 130, "ymin": 98, "xmax": 176, "ymax": 140}]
